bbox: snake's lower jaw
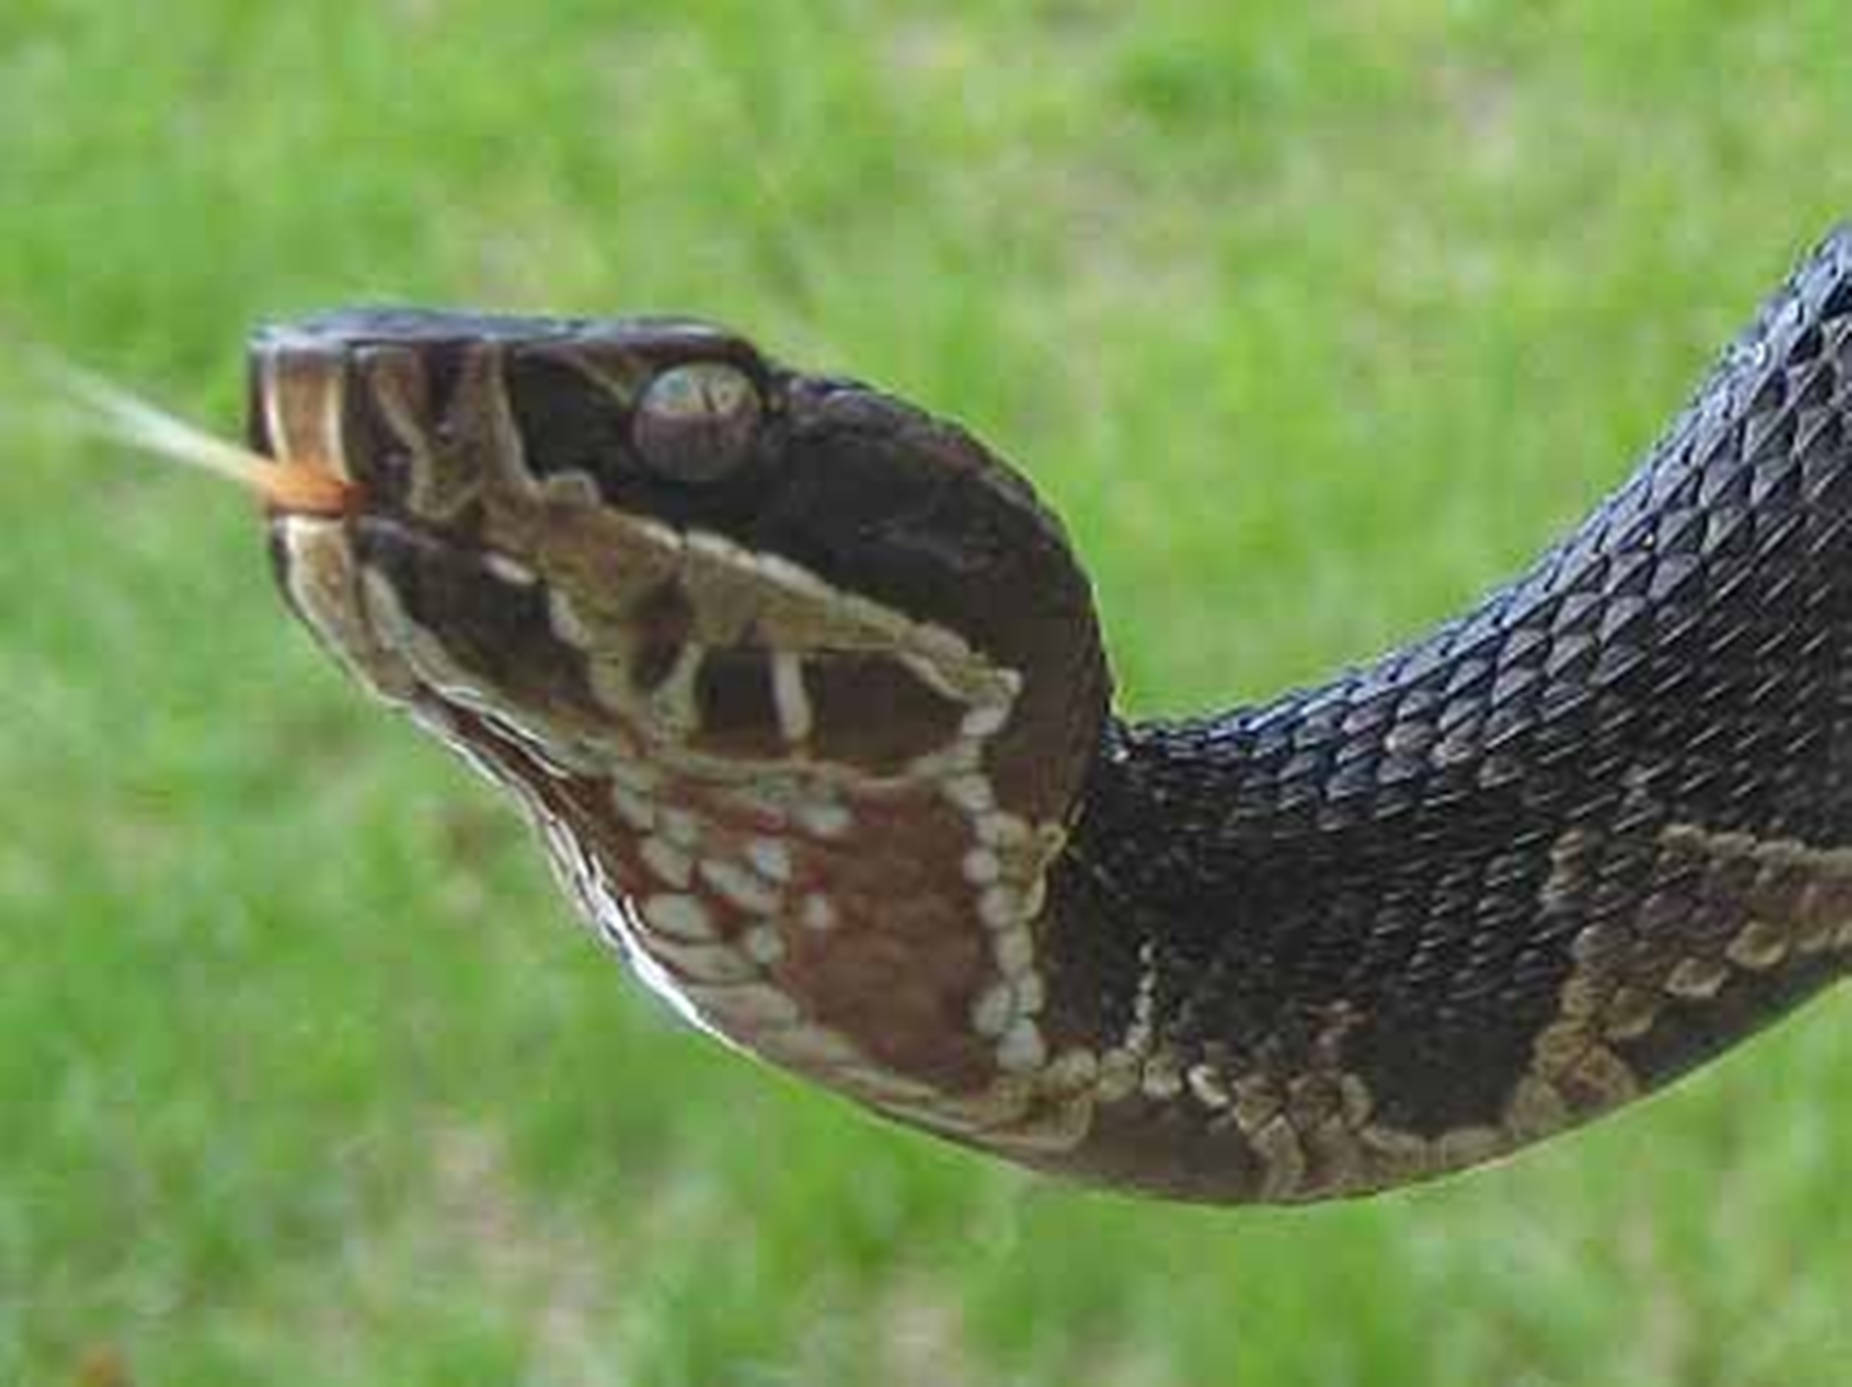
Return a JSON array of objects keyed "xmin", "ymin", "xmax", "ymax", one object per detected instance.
[{"xmin": 302, "ymin": 534, "xmax": 1114, "ymax": 1153}]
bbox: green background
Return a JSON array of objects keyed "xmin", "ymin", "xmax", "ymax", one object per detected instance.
[{"xmin": 4, "ymin": 3, "xmax": 1850, "ymax": 1383}]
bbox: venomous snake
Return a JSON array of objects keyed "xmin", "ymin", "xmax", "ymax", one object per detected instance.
[{"xmin": 111, "ymin": 228, "xmax": 1852, "ymax": 1204}]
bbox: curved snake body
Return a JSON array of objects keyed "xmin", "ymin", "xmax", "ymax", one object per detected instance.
[{"xmin": 251, "ymin": 232, "xmax": 1852, "ymax": 1203}]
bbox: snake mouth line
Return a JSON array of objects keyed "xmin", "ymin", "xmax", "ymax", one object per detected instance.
[{"xmin": 342, "ymin": 512, "xmax": 1005, "ymax": 765}]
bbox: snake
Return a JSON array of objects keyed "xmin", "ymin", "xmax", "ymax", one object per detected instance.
[{"xmin": 132, "ymin": 226, "xmax": 1852, "ymax": 1205}]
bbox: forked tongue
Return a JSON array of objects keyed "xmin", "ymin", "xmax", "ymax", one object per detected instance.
[{"xmin": 44, "ymin": 356, "xmax": 352, "ymax": 515}]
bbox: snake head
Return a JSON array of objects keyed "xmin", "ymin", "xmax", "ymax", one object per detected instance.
[
  {"xmin": 251, "ymin": 309, "xmax": 1107, "ymax": 823},
  {"xmin": 253, "ymin": 309, "xmax": 1115, "ymax": 1136}
]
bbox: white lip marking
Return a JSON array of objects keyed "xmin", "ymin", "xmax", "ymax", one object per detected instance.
[
  {"xmin": 756, "ymin": 1024, "xmax": 863, "ymax": 1068},
  {"xmin": 640, "ymin": 836, "xmax": 694, "ymax": 889},
  {"xmin": 996, "ymin": 1020, "xmax": 1047, "ymax": 1074},
  {"xmin": 319, "ymin": 367, "xmax": 350, "ymax": 480},
  {"xmin": 610, "ymin": 783, "xmax": 657, "ymax": 831},
  {"xmin": 756, "ymin": 552, "xmax": 837, "ymax": 603},
  {"xmin": 260, "ymin": 346, "xmax": 351, "ymax": 480},
  {"xmin": 609, "ymin": 758, "xmax": 660, "ymax": 794},
  {"xmin": 800, "ymin": 894, "xmax": 838, "ymax": 932},
  {"xmin": 978, "ymin": 886, "xmax": 1021, "ymax": 929},
  {"xmin": 640, "ymin": 892, "xmax": 715, "ymax": 941},
  {"xmin": 1014, "ymin": 973, "xmax": 1045, "ymax": 1015},
  {"xmin": 960, "ymin": 703, "xmax": 1010, "ymax": 738},
  {"xmin": 701, "ymin": 857, "xmax": 781, "ymax": 914},
  {"xmin": 900, "ymin": 651, "xmax": 967, "ymax": 702},
  {"xmin": 540, "ymin": 469, "xmax": 603, "ymax": 505},
  {"xmin": 771, "ymin": 651, "xmax": 814, "ymax": 743},
  {"xmin": 596, "ymin": 899, "xmax": 721, "ymax": 1041},
  {"xmin": 659, "ymin": 807, "xmax": 701, "ymax": 849},
  {"xmin": 976, "ymin": 812, "xmax": 1029, "ymax": 847},
  {"xmin": 962, "ymin": 848, "xmax": 1001, "ymax": 885},
  {"xmin": 944, "ymin": 774, "xmax": 994, "ymax": 813},
  {"xmin": 742, "ymin": 925, "xmax": 786, "ymax": 964},
  {"xmin": 275, "ymin": 519, "xmax": 417, "ymax": 699},
  {"xmin": 971, "ymin": 981, "xmax": 1017, "ymax": 1038},
  {"xmin": 745, "ymin": 837, "xmax": 793, "ymax": 882},
  {"xmin": 652, "ymin": 640, "xmax": 707, "ymax": 731},
  {"xmin": 261, "ymin": 353, "xmax": 291, "ymax": 464},
  {"xmin": 684, "ymin": 981, "xmax": 803, "ymax": 1028},
  {"xmin": 993, "ymin": 924, "xmax": 1035, "ymax": 976},
  {"xmin": 547, "ymin": 588, "xmax": 596, "ymax": 648},
  {"xmin": 483, "ymin": 552, "xmax": 537, "ymax": 587},
  {"xmin": 649, "ymin": 937, "xmax": 759, "ymax": 985},
  {"xmin": 796, "ymin": 800, "xmax": 851, "ymax": 840}
]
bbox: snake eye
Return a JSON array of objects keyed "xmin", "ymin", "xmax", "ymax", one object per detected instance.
[{"xmin": 633, "ymin": 361, "xmax": 762, "ymax": 483}]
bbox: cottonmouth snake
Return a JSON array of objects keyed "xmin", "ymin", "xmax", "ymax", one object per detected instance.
[{"xmin": 236, "ymin": 228, "xmax": 1852, "ymax": 1204}]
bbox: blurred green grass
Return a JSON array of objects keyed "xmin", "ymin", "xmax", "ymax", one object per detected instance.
[{"xmin": 3, "ymin": 2, "xmax": 1851, "ymax": 1383}]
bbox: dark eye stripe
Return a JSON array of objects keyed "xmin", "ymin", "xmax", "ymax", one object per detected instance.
[{"xmin": 504, "ymin": 349, "xmax": 634, "ymax": 482}]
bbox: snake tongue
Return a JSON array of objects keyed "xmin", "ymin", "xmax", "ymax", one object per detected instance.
[{"xmin": 51, "ymin": 358, "xmax": 352, "ymax": 515}]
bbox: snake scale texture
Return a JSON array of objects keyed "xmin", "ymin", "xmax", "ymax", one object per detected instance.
[{"xmin": 245, "ymin": 228, "xmax": 1852, "ymax": 1204}]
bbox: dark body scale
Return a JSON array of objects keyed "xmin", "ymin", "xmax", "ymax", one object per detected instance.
[{"xmin": 1045, "ymin": 232, "xmax": 1852, "ymax": 1195}]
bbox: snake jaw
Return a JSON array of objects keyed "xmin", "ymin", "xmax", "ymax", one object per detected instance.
[{"xmin": 281, "ymin": 490, "xmax": 1098, "ymax": 1131}]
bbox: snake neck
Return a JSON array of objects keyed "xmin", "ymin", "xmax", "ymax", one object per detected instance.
[
  {"xmin": 1035, "ymin": 230, "xmax": 1852, "ymax": 1199},
  {"xmin": 1046, "ymin": 599, "xmax": 1852, "ymax": 1202}
]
